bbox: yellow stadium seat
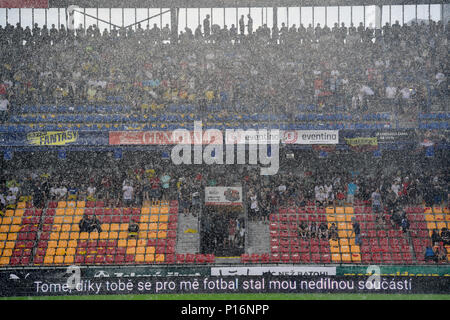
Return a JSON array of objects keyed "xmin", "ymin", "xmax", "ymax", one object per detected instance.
[
  {"xmin": 58, "ymin": 240, "xmax": 68, "ymax": 248},
  {"xmin": 79, "ymin": 232, "xmax": 89, "ymax": 240},
  {"xmin": 5, "ymin": 210, "xmax": 14, "ymax": 217},
  {"xmin": 0, "ymin": 242, "xmax": 4, "ymax": 249},
  {"xmin": 12, "ymin": 217, "xmax": 21, "ymax": 225},
  {"xmin": 58, "ymin": 201, "xmax": 67, "ymax": 208},
  {"xmin": 351, "ymin": 245, "xmax": 360, "ymax": 253},
  {"xmin": 329, "ymin": 239, "xmax": 339, "ymax": 247},
  {"xmin": 341, "ymin": 253, "xmax": 351, "ymax": 262},
  {"xmin": 60, "ymin": 232, "xmax": 69, "ymax": 240},
  {"xmin": 140, "ymin": 215, "xmax": 150, "ymax": 223},
  {"xmin": 54, "ymin": 217, "xmax": 64, "ymax": 224},
  {"xmin": 330, "ymin": 246, "xmax": 340, "ymax": 253},
  {"xmin": 427, "ymin": 222, "xmax": 436, "ymax": 230},
  {"xmin": 0, "ymin": 226, "xmax": 8, "ymax": 233},
  {"xmin": 435, "ymin": 214, "xmax": 444, "ymax": 221},
  {"xmin": 15, "ymin": 209, "xmax": 24, "ymax": 217},
  {"xmin": 139, "ymin": 223, "xmax": 148, "ymax": 231},
  {"xmin": 344, "ymin": 207, "xmax": 354, "ymax": 214},
  {"xmin": 64, "ymin": 255, "xmax": 74, "ymax": 264},
  {"xmin": 62, "ymin": 225, "xmax": 71, "ymax": 232},
  {"xmin": 89, "ymin": 232, "xmax": 99, "ymax": 240},
  {"xmin": 331, "ymin": 253, "xmax": 341, "ymax": 262},
  {"xmin": 148, "ymin": 232, "xmax": 157, "ymax": 239},
  {"xmin": 327, "ymin": 215, "xmax": 336, "ymax": 222},
  {"xmin": 118, "ymin": 232, "xmax": 128, "ymax": 239},
  {"xmin": 67, "ymin": 201, "xmax": 76, "ymax": 208},
  {"xmin": 1, "ymin": 217, "xmax": 12, "ymax": 225},
  {"xmin": 110, "ymin": 224, "xmax": 119, "ymax": 231},
  {"xmin": 2, "ymin": 249, "xmax": 12, "ymax": 257},
  {"xmin": 127, "ymin": 239, "xmax": 137, "ymax": 247},
  {"xmin": 138, "ymin": 231, "xmax": 148, "ymax": 239},
  {"xmin": 446, "ymin": 215, "xmax": 450, "ymax": 221},
  {"xmin": 339, "ymin": 239, "xmax": 349, "ymax": 246},
  {"xmin": 146, "ymin": 247, "xmax": 155, "ymax": 254},
  {"xmin": 120, "ymin": 224, "xmax": 129, "ymax": 231},
  {"xmin": 337, "ymin": 222, "xmax": 347, "ymax": 230},
  {"xmin": 150, "ymin": 207, "xmax": 159, "ymax": 214},
  {"xmin": 160, "ymin": 207, "xmax": 169, "ymax": 214},
  {"xmin": 141, "ymin": 208, "xmax": 150, "ymax": 215},
  {"xmin": 76, "ymin": 201, "xmax": 85, "ymax": 208},
  {"xmin": 56, "ymin": 208, "xmax": 65, "ymax": 216},
  {"xmin": 66, "ymin": 247, "xmax": 76, "ymax": 255},
  {"xmin": 10, "ymin": 225, "xmax": 20, "ymax": 233},
  {"xmin": 159, "ymin": 215, "xmax": 169, "ymax": 222},
  {"xmin": 0, "ymin": 257, "xmax": 10, "ymax": 265},
  {"xmin": 5, "ymin": 241, "xmax": 14, "ymax": 249},
  {"xmin": 149, "ymin": 215, "xmax": 159, "ymax": 223},
  {"xmin": 56, "ymin": 248, "xmax": 66, "ymax": 256},
  {"xmin": 159, "ymin": 223, "xmax": 168, "ymax": 231},
  {"xmin": 135, "ymin": 254, "xmax": 145, "ymax": 263},
  {"xmin": 69, "ymin": 232, "xmax": 79, "ymax": 240},
  {"xmin": 351, "ymin": 253, "xmax": 361, "ymax": 262},
  {"xmin": 126, "ymin": 247, "xmax": 136, "ymax": 255},
  {"xmin": 118, "ymin": 240, "xmax": 127, "ymax": 247},
  {"xmin": 109, "ymin": 232, "xmax": 118, "ymax": 239},
  {"xmin": 68, "ymin": 240, "xmax": 77, "ymax": 248},
  {"xmin": 437, "ymin": 222, "xmax": 446, "ymax": 230},
  {"xmin": 136, "ymin": 247, "xmax": 146, "ymax": 255},
  {"xmin": 340, "ymin": 245, "xmax": 350, "ymax": 253},
  {"xmin": 326, "ymin": 207, "xmax": 334, "ymax": 214},
  {"xmin": 345, "ymin": 215, "xmax": 353, "ymax": 222},
  {"xmin": 48, "ymin": 240, "xmax": 58, "ymax": 248},
  {"xmin": 7, "ymin": 233, "xmax": 17, "ymax": 241},
  {"xmin": 46, "ymin": 248, "xmax": 56, "ymax": 256},
  {"xmin": 425, "ymin": 214, "xmax": 435, "ymax": 221},
  {"xmin": 44, "ymin": 256, "xmax": 54, "ymax": 264},
  {"xmin": 155, "ymin": 254, "xmax": 164, "ymax": 262},
  {"xmin": 338, "ymin": 230, "xmax": 348, "ymax": 238},
  {"xmin": 99, "ymin": 232, "xmax": 108, "ymax": 239},
  {"xmin": 433, "ymin": 207, "xmax": 443, "ymax": 214},
  {"xmin": 73, "ymin": 216, "xmax": 82, "ymax": 224},
  {"xmin": 335, "ymin": 207, "xmax": 344, "ymax": 214},
  {"xmin": 101, "ymin": 224, "xmax": 110, "ymax": 231},
  {"xmin": 149, "ymin": 223, "xmax": 158, "ymax": 231},
  {"xmin": 424, "ymin": 207, "xmax": 432, "ymax": 214},
  {"xmin": 75, "ymin": 208, "xmax": 84, "ymax": 215},
  {"xmin": 65, "ymin": 209, "xmax": 75, "ymax": 216},
  {"xmin": 336, "ymin": 215, "xmax": 345, "ymax": 222},
  {"xmin": 145, "ymin": 254, "xmax": 155, "ymax": 262},
  {"xmin": 16, "ymin": 202, "xmax": 26, "ymax": 209}
]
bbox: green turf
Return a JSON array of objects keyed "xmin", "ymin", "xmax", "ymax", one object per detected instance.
[{"xmin": 1, "ymin": 293, "xmax": 450, "ymax": 300}]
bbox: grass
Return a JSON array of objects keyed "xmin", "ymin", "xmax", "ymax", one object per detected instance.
[{"xmin": 1, "ymin": 293, "xmax": 449, "ymax": 300}]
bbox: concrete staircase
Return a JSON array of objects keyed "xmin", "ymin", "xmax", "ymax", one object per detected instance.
[
  {"xmin": 175, "ymin": 213, "xmax": 200, "ymax": 254},
  {"xmin": 246, "ymin": 221, "xmax": 270, "ymax": 255}
]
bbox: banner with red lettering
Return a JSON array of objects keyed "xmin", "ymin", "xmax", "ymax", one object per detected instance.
[{"xmin": 0, "ymin": 0, "xmax": 48, "ymax": 8}]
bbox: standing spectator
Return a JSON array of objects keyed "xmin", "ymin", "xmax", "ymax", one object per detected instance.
[
  {"xmin": 122, "ymin": 182, "xmax": 133, "ymax": 207},
  {"xmin": 347, "ymin": 180, "xmax": 358, "ymax": 204},
  {"xmin": 350, "ymin": 217, "xmax": 362, "ymax": 246},
  {"xmin": 371, "ymin": 188, "xmax": 382, "ymax": 214},
  {"xmin": 0, "ymin": 96, "xmax": 9, "ymax": 123},
  {"xmin": 239, "ymin": 15, "xmax": 245, "ymax": 36},
  {"xmin": 431, "ymin": 229, "xmax": 441, "ymax": 247},
  {"xmin": 329, "ymin": 223, "xmax": 339, "ymax": 241},
  {"xmin": 247, "ymin": 14, "xmax": 253, "ymax": 35},
  {"xmin": 203, "ymin": 15, "xmax": 211, "ymax": 40}
]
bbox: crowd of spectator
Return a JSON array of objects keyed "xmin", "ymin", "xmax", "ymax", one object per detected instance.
[{"xmin": 0, "ymin": 17, "xmax": 447, "ymax": 122}]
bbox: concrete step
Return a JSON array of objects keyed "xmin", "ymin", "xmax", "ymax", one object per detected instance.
[
  {"xmin": 246, "ymin": 221, "xmax": 270, "ymax": 255},
  {"xmin": 175, "ymin": 212, "xmax": 200, "ymax": 254}
]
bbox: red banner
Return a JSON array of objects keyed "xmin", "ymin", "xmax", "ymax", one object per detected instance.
[{"xmin": 0, "ymin": 0, "xmax": 48, "ymax": 8}]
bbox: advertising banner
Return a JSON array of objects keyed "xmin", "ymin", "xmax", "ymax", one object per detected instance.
[
  {"xmin": 282, "ymin": 130, "xmax": 339, "ymax": 145},
  {"xmin": 0, "ymin": 0, "xmax": 48, "ymax": 8},
  {"xmin": 344, "ymin": 137, "xmax": 378, "ymax": 147},
  {"xmin": 27, "ymin": 131, "xmax": 79, "ymax": 146},
  {"xmin": 205, "ymin": 187, "xmax": 243, "ymax": 206},
  {"xmin": 1, "ymin": 271, "xmax": 448, "ymax": 296},
  {"xmin": 211, "ymin": 266, "xmax": 336, "ymax": 276}
]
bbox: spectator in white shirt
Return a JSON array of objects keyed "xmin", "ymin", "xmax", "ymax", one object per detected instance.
[
  {"xmin": 385, "ymin": 85, "xmax": 397, "ymax": 99},
  {"xmin": 122, "ymin": 184, "xmax": 134, "ymax": 206}
]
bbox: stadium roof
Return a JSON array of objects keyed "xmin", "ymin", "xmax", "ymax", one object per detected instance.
[{"xmin": 48, "ymin": 0, "xmax": 447, "ymax": 8}]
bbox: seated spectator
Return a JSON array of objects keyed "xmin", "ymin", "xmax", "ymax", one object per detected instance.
[
  {"xmin": 309, "ymin": 221, "xmax": 318, "ymax": 238},
  {"xmin": 298, "ymin": 221, "xmax": 308, "ymax": 239},
  {"xmin": 315, "ymin": 186, "xmax": 326, "ymax": 207},
  {"xmin": 318, "ymin": 222, "xmax": 328, "ymax": 240},
  {"xmin": 400, "ymin": 213, "xmax": 410, "ymax": 233},
  {"xmin": 6, "ymin": 190, "xmax": 16, "ymax": 207},
  {"xmin": 329, "ymin": 223, "xmax": 338, "ymax": 241},
  {"xmin": 79, "ymin": 214, "xmax": 91, "ymax": 233},
  {"xmin": 87, "ymin": 184, "xmax": 96, "ymax": 201},
  {"xmin": 431, "ymin": 229, "xmax": 442, "ymax": 247},
  {"xmin": 350, "ymin": 217, "xmax": 362, "ymax": 246},
  {"xmin": 335, "ymin": 188, "xmax": 345, "ymax": 205},
  {"xmin": 128, "ymin": 222, "xmax": 139, "ymax": 238},
  {"xmin": 424, "ymin": 245, "xmax": 437, "ymax": 263},
  {"xmin": 89, "ymin": 215, "xmax": 102, "ymax": 233},
  {"xmin": 440, "ymin": 228, "xmax": 450, "ymax": 246},
  {"xmin": 435, "ymin": 245, "xmax": 448, "ymax": 263}
]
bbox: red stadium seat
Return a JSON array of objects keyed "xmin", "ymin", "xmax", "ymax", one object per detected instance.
[{"xmin": 176, "ymin": 254, "xmax": 185, "ymax": 264}]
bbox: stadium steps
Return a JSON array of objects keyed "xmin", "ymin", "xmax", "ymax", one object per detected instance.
[
  {"xmin": 175, "ymin": 213, "xmax": 200, "ymax": 254},
  {"xmin": 246, "ymin": 221, "xmax": 270, "ymax": 255}
]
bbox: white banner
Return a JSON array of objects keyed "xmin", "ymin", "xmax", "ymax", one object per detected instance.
[
  {"xmin": 282, "ymin": 130, "xmax": 339, "ymax": 145},
  {"xmin": 211, "ymin": 266, "xmax": 337, "ymax": 276},
  {"xmin": 205, "ymin": 187, "xmax": 243, "ymax": 206}
]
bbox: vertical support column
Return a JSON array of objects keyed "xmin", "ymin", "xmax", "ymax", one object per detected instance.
[
  {"xmin": 170, "ymin": 7, "xmax": 178, "ymax": 42},
  {"xmin": 325, "ymin": 6, "xmax": 327, "ymax": 26},
  {"xmin": 363, "ymin": 5, "xmax": 366, "ymax": 27},
  {"xmin": 402, "ymin": 4, "xmax": 404, "ymax": 25},
  {"xmin": 444, "ymin": 3, "xmax": 450, "ymax": 27},
  {"xmin": 45, "ymin": 8, "xmax": 47, "ymax": 26},
  {"xmin": 338, "ymin": 6, "xmax": 340, "ymax": 25},
  {"xmin": 273, "ymin": 6, "xmax": 277, "ymax": 28},
  {"xmin": 312, "ymin": 6, "xmax": 315, "ymax": 26},
  {"xmin": 350, "ymin": 6, "xmax": 352, "ymax": 25},
  {"xmin": 375, "ymin": 5, "xmax": 381, "ymax": 29},
  {"xmin": 300, "ymin": 6, "xmax": 302, "ymax": 25}
]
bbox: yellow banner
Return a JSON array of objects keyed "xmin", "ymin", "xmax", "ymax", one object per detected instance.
[
  {"xmin": 27, "ymin": 131, "xmax": 78, "ymax": 146},
  {"xmin": 345, "ymin": 137, "xmax": 378, "ymax": 146}
]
